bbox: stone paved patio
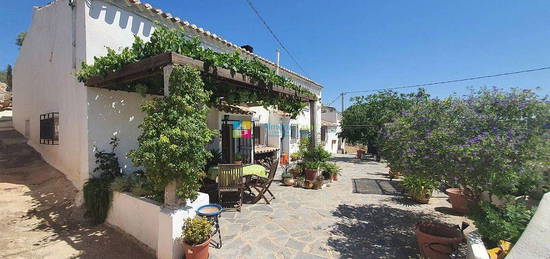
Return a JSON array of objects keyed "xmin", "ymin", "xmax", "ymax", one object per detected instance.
[{"xmin": 209, "ymin": 154, "xmax": 472, "ymax": 259}]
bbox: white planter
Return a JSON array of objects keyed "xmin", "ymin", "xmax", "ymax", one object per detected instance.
[{"xmin": 107, "ymin": 191, "xmax": 209, "ymax": 259}]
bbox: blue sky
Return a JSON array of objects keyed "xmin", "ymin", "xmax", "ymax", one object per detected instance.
[{"xmin": 2, "ymin": 1, "xmax": 550, "ymax": 109}]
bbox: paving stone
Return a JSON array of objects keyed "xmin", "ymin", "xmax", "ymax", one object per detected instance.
[
  {"xmin": 285, "ymin": 238, "xmax": 307, "ymax": 251},
  {"xmin": 293, "ymin": 251, "xmax": 327, "ymax": 259}
]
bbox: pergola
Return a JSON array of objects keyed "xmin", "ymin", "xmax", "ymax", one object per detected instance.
[{"xmin": 84, "ymin": 52, "xmax": 320, "ymax": 208}]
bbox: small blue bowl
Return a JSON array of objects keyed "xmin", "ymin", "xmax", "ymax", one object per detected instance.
[{"xmin": 196, "ymin": 204, "xmax": 223, "ymax": 217}]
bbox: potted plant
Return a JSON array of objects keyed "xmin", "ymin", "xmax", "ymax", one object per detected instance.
[
  {"xmin": 290, "ymin": 152, "xmax": 301, "ymax": 161},
  {"xmin": 181, "ymin": 216, "xmax": 213, "ymax": 259},
  {"xmin": 321, "ymin": 162, "xmax": 341, "ymax": 181},
  {"xmin": 446, "ymin": 187, "xmax": 472, "ymax": 214},
  {"xmin": 401, "ymin": 176, "xmax": 438, "ymax": 204},
  {"xmin": 304, "ymin": 180, "xmax": 313, "ymax": 189},
  {"xmin": 289, "ymin": 164, "xmax": 303, "ymax": 178},
  {"xmin": 415, "ymin": 221, "xmax": 465, "ymax": 259},
  {"xmin": 295, "ymin": 176, "xmax": 305, "ymax": 188},
  {"xmin": 302, "ymin": 146, "xmax": 331, "ymax": 181},
  {"xmin": 282, "ymin": 172, "xmax": 295, "ymax": 186},
  {"xmin": 388, "ymin": 168, "xmax": 401, "ymax": 179},
  {"xmin": 312, "ymin": 179, "xmax": 322, "ymax": 190},
  {"xmin": 233, "ymin": 154, "xmax": 242, "ymax": 165}
]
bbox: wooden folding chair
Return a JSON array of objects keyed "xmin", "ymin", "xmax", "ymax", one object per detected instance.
[
  {"xmin": 248, "ymin": 158, "xmax": 279, "ymax": 204},
  {"xmin": 217, "ymin": 164, "xmax": 244, "ymax": 211}
]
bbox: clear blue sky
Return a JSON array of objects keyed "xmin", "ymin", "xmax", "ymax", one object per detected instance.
[{"xmin": 2, "ymin": 1, "xmax": 550, "ymax": 109}]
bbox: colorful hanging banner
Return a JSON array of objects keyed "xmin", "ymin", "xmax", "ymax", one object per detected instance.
[
  {"xmin": 242, "ymin": 120, "xmax": 252, "ymax": 130},
  {"xmin": 233, "ymin": 129, "xmax": 242, "ymax": 138},
  {"xmin": 232, "ymin": 121, "xmax": 242, "ymax": 130},
  {"xmin": 242, "ymin": 129, "xmax": 251, "ymax": 139}
]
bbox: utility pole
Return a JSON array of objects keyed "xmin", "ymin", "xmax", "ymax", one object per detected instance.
[{"xmin": 341, "ymin": 93, "xmax": 345, "ymax": 113}]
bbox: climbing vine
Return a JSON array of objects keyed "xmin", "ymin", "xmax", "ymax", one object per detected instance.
[
  {"xmin": 128, "ymin": 65, "xmax": 216, "ymax": 200},
  {"xmin": 77, "ymin": 26, "xmax": 314, "ymax": 117}
]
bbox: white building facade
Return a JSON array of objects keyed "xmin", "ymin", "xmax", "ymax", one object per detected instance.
[
  {"xmin": 321, "ymin": 106, "xmax": 345, "ymax": 154},
  {"xmin": 13, "ymin": 0, "xmax": 323, "ymax": 191}
]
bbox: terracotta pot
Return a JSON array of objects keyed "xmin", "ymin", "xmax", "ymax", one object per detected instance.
[
  {"xmin": 183, "ymin": 237, "xmax": 211, "ymax": 259},
  {"xmin": 332, "ymin": 174, "xmax": 338, "ymax": 181},
  {"xmin": 283, "ymin": 177, "xmax": 295, "ymax": 186},
  {"xmin": 446, "ymin": 188, "xmax": 470, "ymax": 214},
  {"xmin": 415, "ymin": 221, "xmax": 463, "ymax": 259},
  {"xmin": 313, "ymin": 183, "xmax": 321, "ymax": 190},
  {"xmin": 290, "ymin": 169, "xmax": 302, "ymax": 178},
  {"xmin": 388, "ymin": 169, "xmax": 401, "ymax": 179},
  {"xmin": 305, "ymin": 169, "xmax": 318, "ymax": 181},
  {"xmin": 233, "ymin": 161, "xmax": 242, "ymax": 165}
]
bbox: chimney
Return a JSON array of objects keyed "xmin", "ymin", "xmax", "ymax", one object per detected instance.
[{"xmin": 241, "ymin": 45, "xmax": 254, "ymax": 53}]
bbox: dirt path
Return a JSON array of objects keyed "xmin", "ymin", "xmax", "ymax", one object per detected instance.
[{"xmin": 0, "ymin": 130, "xmax": 155, "ymax": 259}]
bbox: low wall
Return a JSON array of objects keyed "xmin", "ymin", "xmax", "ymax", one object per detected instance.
[
  {"xmin": 507, "ymin": 192, "xmax": 550, "ymax": 258},
  {"xmin": 107, "ymin": 191, "xmax": 210, "ymax": 259},
  {"xmin": 107, "ymin": 192, "xmax": 161, "ymax": 251}
]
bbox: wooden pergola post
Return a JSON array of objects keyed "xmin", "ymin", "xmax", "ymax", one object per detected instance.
[{"xmin": 162, "ymin": 65, "xmax": 179, "ymax": 209}]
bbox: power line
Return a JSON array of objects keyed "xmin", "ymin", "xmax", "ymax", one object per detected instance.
[
  {"xmin": 244, "ymin": 0, "xmax": 310, "ymax": 77},
  {"xmin": 343, "ymin": 66, "xmax": 550, "ymax": 95}
]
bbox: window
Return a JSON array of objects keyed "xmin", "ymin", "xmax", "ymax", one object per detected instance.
[
  {"xmin": 300, "ymin": 129, "xmax": 310, "ymax": 139},
  {"xmin": 290, "ymin": 125, "xmax": 298, "ymax": 139},
  {"xmin": 40, "ymin": 112, "xmax": 59, "ymax": 145},
  {"xmin": 321, "ymin": 126, "xmax": 327, "ymax": 142}
]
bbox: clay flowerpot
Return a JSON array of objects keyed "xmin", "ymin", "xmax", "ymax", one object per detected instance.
[
  {"xmin": 332, "ymin": 174, "xmax": 338, "ymax": 181},
  {"xmin": 446, "ymin": 188, "xmax": 470, "ymax": 214},
  {"xmin": 183, "ymin": 237, "xmax": 211, "ymax": 259},
  {"xmin": 388, "ymin": 169, "xmax": 401, "ymax": 179},
  {"xmin": 233, "ymin": 161, "xmax": 242, "ymax": 165},
  {"xmin": 290, "ymin": 169, "xmax": 302, "ymax": 178},
  {"xmin": 305, "ymin": 169, "xmax": 318, "ymax": 181},
  {"xmin": 415, "ymin": 221, "xmax": 463, "ymax": 259},
  {"xmin": 283, "ymin": 177, "xmax": 295, "ymax": 186},
  {"xmin": 356, "ymin": 150, "xmax": 365, "ymax": 159}
]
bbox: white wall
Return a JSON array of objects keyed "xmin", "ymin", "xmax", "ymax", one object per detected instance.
[
  {"xmin": 507, "ymin": 192, "xmax": 550, "ymax": 259},
  {"xmin": 13, "ymin": 0, "xmax": 89, "ymax": 189},
  {"xmin": 107, "ymin": 191, "xmax": 161, "ymax": 251}
]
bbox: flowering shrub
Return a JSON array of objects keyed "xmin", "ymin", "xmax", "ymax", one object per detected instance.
[{"xmin": 383, "ymin": 88, "xmax": 550, "ymax": 198}]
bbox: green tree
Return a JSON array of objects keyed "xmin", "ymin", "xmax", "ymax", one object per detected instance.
[
  {"xmin": 129, "ymin": 65, "xmax": 217, "ymax": 200},
  {"xmin": 6, "ymin": 65, "xmax": 12, "ymax": 91},
  {"xmin": 339, "ymin": 89, "xmax": 429, "ymax": 159},
  {"xmin": 16, "ymin": 31, "xmax": 26, "ymax": 47}
]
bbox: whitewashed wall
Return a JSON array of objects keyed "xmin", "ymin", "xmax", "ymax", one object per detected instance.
[
  {"xmin": 107, "ymin": 191, "xmax": 160, "ymax": 251},
  {"xmin": 13, "ymin": 0, "xmax": 89, "ymax": 189}
]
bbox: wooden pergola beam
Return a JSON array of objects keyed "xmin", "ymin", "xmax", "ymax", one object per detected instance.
[{"xmin": 85, "ymin": 52, "xmax": 316, "ymax": 101}]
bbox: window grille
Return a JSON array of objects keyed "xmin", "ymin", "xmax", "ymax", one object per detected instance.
[{"xmin": 40, "ymin": 112, "xmax": 59, "ymax": 145}]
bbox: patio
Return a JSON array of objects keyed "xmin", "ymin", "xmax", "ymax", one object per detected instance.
[{"xmin": 210, "ymin": 154, "xmax": 472, "ymax": 259}]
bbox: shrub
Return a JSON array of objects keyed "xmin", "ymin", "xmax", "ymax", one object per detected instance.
[
  {"xmin": 401, "ymin": 175, "xmax": 439, "ymax": 202},
  {"xmin": 111, "ymin": 171, "xmax": 164, "ymax": 202},
  {"xmin": 302, "ymin": 146, "xmax": 331, "ymax": 169},
  {"xmin": 470, "ymin": 201, "xmax": 536, "ymax": 245},
  {"xmin": 321, "ymin": 162, "xmax": 341, "ymax": 175},
  {"xmin": 93, "ymin": 136, "xmax": 122, "ymax": 181},
  {"xmin": 383, "ymin": 88, "xmax": 550, "ymax": 199},
  {"xmin": 83, "ymin": 178, "xmax": 112, "ymax": 224},
  {"xmin": 129, "ymin": 66, "xmax": 217, "ymax": 201},
  {"xmin": 182, "ymin": 217, "xmax": 213, "ymax": 246}
]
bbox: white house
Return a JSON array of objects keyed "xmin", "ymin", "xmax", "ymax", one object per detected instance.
[
  {"xmin": 12, "ymin": 1, "xmax": 323, "ymax": 258},
  {"xmin": 321, "ymin": 106, "xmax": 345, "ymax": 154},
  {"xmin": 13, "ymin": 0, "xmax": 323, "ymax": 191}
]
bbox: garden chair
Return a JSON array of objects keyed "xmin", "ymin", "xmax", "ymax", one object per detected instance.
[
  {"xmin": 217, "ymin": 164, "xmax": 245, "ymax": 211},
  {"xmin": 247, "ymin": 158, "xmax": 279, "ymax": 204}
]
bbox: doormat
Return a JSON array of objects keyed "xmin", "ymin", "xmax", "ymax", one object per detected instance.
[{"xmin": 352, "ymin": 178, "xmax": 403, "ymax": 195}]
